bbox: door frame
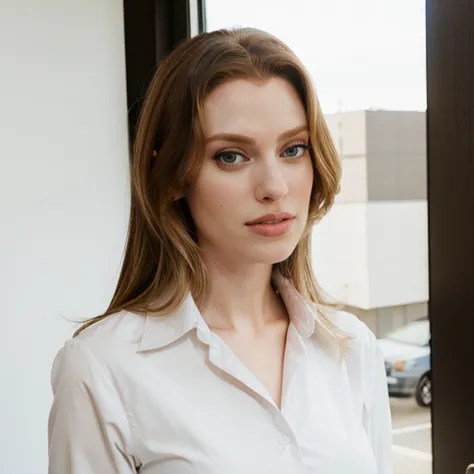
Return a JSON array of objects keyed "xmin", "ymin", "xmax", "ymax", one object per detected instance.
[{"xmin": 426, "ymin": 1, "xmax": 474, "ymax": 473}]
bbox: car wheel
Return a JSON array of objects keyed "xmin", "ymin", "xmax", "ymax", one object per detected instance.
[{"xmin": 415, "ymin": 373, "xmax": 432, "ymax": 407}]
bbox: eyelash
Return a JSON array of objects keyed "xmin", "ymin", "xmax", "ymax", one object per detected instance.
[{"xmin": 213, "ymin": 142, "xmax": 310, "ymax": 169}]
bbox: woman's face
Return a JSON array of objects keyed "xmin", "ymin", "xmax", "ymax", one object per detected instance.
[{"xmin": 186, "ymin": 77, "xmax": 314, "ymax": 267}]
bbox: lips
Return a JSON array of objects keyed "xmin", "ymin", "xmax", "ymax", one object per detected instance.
[
  {"xmin": 245, "ymin": 212, "xmax": 294, "ymax": 226},
  {"xmin": 245, "ymin": 212, "xmax": 295, "ymax": 238}
]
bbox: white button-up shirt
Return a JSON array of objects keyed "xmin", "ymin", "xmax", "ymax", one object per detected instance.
[{"xmin": 48, "ymin": 274, "xmax": 393, "ymax": 474}]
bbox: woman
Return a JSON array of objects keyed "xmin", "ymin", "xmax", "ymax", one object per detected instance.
[{"xmin": 48, "ymin": 28, "xmax": 393, "ymax": 474}]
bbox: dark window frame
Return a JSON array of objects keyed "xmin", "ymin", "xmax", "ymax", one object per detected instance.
[{"xmin": 426, "ymin": 0, "xmax": 474, "ymax": 472}]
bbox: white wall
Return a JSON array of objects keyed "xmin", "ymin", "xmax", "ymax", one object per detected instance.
[
  {"xmin": 312, "ymin": 201, "xmax": 429, "ymax": 310},
  {"xmin": 312, "ymin": 203, "xmax": 371, "ymax": 308},
  {"xmin": 0, "ymin": 2, "xmax": 130, "ymax": 472},
  {"xmin": 367, "ymin": 201, "xmax": 429, "ymax": 307}
]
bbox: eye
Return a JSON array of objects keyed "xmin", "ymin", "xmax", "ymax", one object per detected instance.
[
  {"xmin": 214, "ymin": 150, "xmax": 247, "ymax": 167},
  {"xmin": 282, "ymin": 143, "xmax": 309, "ymax": 158}
]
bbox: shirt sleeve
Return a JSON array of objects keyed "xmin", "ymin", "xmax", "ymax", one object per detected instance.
[
  {"xmin": 362, "ymin": 332, "xmax": 394, "ymax": 474},
  {"xmin": 48, "ymin": 339, "xmax": 138, "ymax": 474}
]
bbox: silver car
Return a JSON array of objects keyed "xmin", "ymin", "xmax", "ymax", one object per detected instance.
[{"xmin": 377, "ymin": 317, "xmax": 431, "ymax": 407}]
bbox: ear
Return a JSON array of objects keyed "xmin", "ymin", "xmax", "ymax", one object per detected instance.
[
  {"xmin": 173, "ymin": 191, "xmax": 185, "ymax": 201},
  {"xmin": 152, "ymin": 149, "xmax": 158, "ymax": 158},
  {"xmin": 169, "ymin": 185, "xmax": 185, "ymax": 201}
]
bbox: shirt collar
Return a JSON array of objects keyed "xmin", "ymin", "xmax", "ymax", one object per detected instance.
[
  {"xmin": 137, "ymin": 271, "xmax": 316, "ymax": 352},
  {"xmin": 272, "ymin": 271, "xmax": 316, "ymax": 339}
]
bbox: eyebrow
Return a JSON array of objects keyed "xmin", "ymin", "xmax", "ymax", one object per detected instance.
[{"xmin": 205, "ymin": 124, "xmax": 308, "ymax": 145}]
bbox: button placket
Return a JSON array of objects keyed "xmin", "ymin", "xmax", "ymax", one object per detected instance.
[
  {"xmin": 271, "ymin": 408, "xmax": 296, "ymax": 450},
  {"xmin": 277, "ymin": 434, "xmax": 291, "ymax": 446}
]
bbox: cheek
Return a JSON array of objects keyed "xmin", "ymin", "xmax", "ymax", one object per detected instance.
[
  {"xmin": 188, "ymin": 170, "xmax": 247, "ymax": 222},
  {"xmin": 291, "ymin": 160, "xmax": 314, "ymax": 203}
]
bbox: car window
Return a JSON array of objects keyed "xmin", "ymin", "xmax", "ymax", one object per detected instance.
[{"xmin": 386, "ymin": 320, "xmax": 430, "ymax": 346}]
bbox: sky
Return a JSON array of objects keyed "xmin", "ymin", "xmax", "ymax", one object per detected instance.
[{"xmin": 205, "ymin": 0, "xmax": 427, "ymax": 114}]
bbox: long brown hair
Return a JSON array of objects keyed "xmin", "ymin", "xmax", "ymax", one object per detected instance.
[{"xmin": 74, "ymin": 28, "xmax": 350, "ymax": 350}]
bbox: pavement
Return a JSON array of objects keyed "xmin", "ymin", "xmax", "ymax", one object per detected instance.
[{"xmin": 390, "ymin": 396, "xmax": 432, "ymax": 474}]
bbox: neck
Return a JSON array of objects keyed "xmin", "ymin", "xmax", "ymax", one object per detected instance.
[{"xmin": 198, "ymin": 254, "xmax": 287, "ymax": 334}]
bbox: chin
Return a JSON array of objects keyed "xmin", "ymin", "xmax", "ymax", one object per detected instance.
[{"xmin": 247, "ymin": 240, "xmax": 299, "ymax": 265}]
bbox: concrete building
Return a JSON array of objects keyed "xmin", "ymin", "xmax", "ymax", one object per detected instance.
[{"xmin": 312, "ymin": 110, "xmax": 429, "ymax": 337}]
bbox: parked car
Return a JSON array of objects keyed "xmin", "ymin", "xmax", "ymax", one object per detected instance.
[{"xmin": 377, "ymin": 317, "xmax": 431, "ymax": 407}]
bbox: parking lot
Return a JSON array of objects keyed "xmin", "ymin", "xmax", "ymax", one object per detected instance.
[{"xmin": 391, "ymin": 396, "xmax": 432, "ymax": 474}]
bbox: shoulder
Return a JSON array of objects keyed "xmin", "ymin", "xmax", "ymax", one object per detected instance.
[
  {"xmin": 316, "ymin": 307, "xmax": 379, "ymax": 369},
  {"xmin": 324, "ymin": 307, "xmax": 376, "ymax": 349},
  {"xmin": 75, "ymin": 309, "xmax": 145, "ymax": 356},
  {"xmin": 330, "ymin": 308, "xmax": 371, "ymax": 335},
  {"xmin": 318, "ymin": 308, "xmax": 383, "ymax": 403},
  {"xmin": 51, "ymin": 310, "xmax": 146, "ymax": 389}
]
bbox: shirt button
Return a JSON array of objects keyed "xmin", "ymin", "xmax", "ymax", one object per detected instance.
[{"xmin": 277, "ymin": 435, "xmax": 290, "ymax": 446}]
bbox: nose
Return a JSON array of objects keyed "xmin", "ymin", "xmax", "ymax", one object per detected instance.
[{"xmin": 255, "ymin": 159, "xmax": 289, "ymax": 203}]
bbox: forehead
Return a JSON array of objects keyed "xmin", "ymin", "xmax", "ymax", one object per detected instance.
[{"xmin": 202, "ymin": 77, "xmax": 307, "ymax": 138}]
